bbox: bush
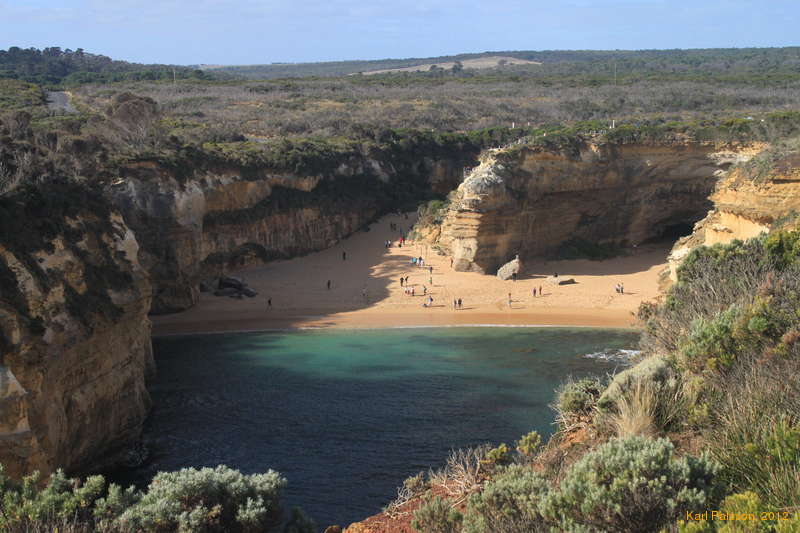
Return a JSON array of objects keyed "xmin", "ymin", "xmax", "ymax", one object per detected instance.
[
  {"xmin": 552, "ymin": 376, "xmax": 604, "ymax": 429},
  {"xmin": 412, "ymin": 496, "xmax": 463, "ymax": 533},
  {"xmin": 540, "ymin": 436, "xmax": 721, "ymax": 533},
  {"xmin": 113, "ymin": 465, "xmax": 288, "ymax": 533},
  {"xmin": 515, "ymin": 431, "xmax": 542, "ymax": 459},
  {"xmin": 462, "ymin": 464, "xmax": 548, "ymax": 533},
  {"xmin": 0, "ymin": 466, "xmax": 107, "ymax": 531}
]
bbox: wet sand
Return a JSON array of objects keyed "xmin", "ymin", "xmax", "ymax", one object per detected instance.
[{"xmin": 152, "ymin": 213, "xmax": 668, "ymax": 336}]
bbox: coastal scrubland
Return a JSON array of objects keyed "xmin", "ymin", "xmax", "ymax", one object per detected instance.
[{"xmin": 1, "ymin": 46, "xmax": 800, "ymax": 532}]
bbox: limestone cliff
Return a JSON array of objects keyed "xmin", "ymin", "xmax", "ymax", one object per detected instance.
[
  {"xmin": 111, "ymin": 154, "xmax": 469, "ymax": 314},
  {"xmin": 0, "ymin": 184, "xmax": 152, "ymax": 479},
  {"xmin": 668, "ymin": 148, "xmax": 800, "ymax": 280},
  {"xmin": 431, "ymin": 141, "xmax": 751, "ymax": 273}
]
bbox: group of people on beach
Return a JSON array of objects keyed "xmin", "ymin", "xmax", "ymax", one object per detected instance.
[
  {"xmin": 615, "ymin": 283, "xmax": 625, "ymax": 294},
  {"xmin": 452, "ymin": 298, "xmax": 464, "ymax": 309}
]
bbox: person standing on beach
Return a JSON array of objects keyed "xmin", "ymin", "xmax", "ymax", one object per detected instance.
[
  {"xmin": 327, "ymin": 280, "xmax": 331, "ymax": 290},
  {"xmin": 458, "ymin": 298, "xmax": 462, "ymax": 309},
  {"xmin": 342, "ymin": 251, "xmax": 347, "ymax": 261},
  {"xmin": 508, "ymin": 293, "xmax": 512, "ymax": 307},
  {"xmin": 428, "ymin": 295, "xmax": 433, "ymax": 307},
  {"xmin": 429, "ymin": 266, "xmax": 433, "ymax": 274},
  {"xmin": 400, "ymin": 277, "xmax": 404, "ymax": 288},
  {"xmin": 532, "ymin": 287, "xmax": 537, "ymax": 297},
  {"xmin": 267, "ymin": 297, "xmax": 272, "ymax": 310},
  {"xmin": 450, "ymin": 257, "xmax": 454, "ymax": 268},
  {"xmin": 539, "ymin": 286, "xmax": 543, "ymax": 297},
  {"xmin": 453, "ymin": 299, "xmax": 457, "ymax": 309},
  {"xmin": 423, "ymin": 285, "xmax": 427, "ymax": 295}
]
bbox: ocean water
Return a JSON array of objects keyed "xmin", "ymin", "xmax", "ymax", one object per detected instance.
[{"xmin": 126, "ymin": 327, "xmax": 638, "ymax": 528}]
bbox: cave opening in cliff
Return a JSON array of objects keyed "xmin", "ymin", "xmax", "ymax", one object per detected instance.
[{"xmin": 650, "ymin": 221, "xmax": 696, "ymax": 243}]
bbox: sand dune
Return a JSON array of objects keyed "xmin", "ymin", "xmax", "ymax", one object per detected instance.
[{"xmin": 151, "ymin": 213, "xmax": 668, "ymax": 335}]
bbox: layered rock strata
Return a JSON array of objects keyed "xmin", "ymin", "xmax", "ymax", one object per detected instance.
[
  {"xmin": 669, "ymin": 151, "xmax": 800, "ymax": 280},
  {"xmin": 433, "ymin": 141, "xmax": 751, "ymax": 273},
  {"xmin": 0, "ymin": 198, "xmax": 152, "ymax": 479},
  {"xmin": 112, "ymin": 155, "xmax": 469, "ymax": 313}
]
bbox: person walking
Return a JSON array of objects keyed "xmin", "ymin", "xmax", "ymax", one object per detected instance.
[
  {"xmin": 532, "ymin": 287, "xmax": 537, "ymax": 297},
  {"xmin": 423, "ymin": 285, "xmax": 427, "ymax": 295},
  {"xmin": 400, "ymin": 277, "xmax": 404, "ymax": 288},
  {"xmin": 508, "ymin": 292, "xmax": 512, "ymax": 308},
  {"xmin": 428, "ymin": 295, "xmax": 433, "ymax": 307},
  {"xmin": 450, "ymin": 257, "xmax": 454, "ymax": 268},
  {"xmin": 539, "ymin": 286, "xmax": 543, "ymax": 297}
]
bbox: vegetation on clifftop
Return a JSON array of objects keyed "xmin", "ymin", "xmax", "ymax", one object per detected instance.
[
  {"xmin": 0, "ymin": 464, "xmax": 314, "ymax": 533},
  {"xmin": 403, "ymin": 230, "xmax": 800, "ymax": 532}
]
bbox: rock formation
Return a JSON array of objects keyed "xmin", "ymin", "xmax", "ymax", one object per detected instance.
[
  {"xmin": 111, "ymin": 155, "xmax": 471, "ymax": 314},
  {"xmin": 496, "ymin": 255, "xmax": 521, "ymax": 280},
  {"xmin": 668, "ymin": 149, "xmax": 800, "ymax": 280},
  {"xmin": 0, "ymin": 186, "xmax": 152, "ymax": 479},
  {"xmin": 432, "ymin": 140, "xmax": 751, "ymax": 273}
]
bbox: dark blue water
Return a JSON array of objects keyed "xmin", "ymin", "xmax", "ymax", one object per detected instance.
[{"xmin": 129, "ymin": 327, "xmax": 637, "ymax": 528}]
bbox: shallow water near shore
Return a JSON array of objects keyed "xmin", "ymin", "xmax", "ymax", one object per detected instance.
[{"xmin": 122, "ymin": 327, "xmax": 638, "ymax": 527}]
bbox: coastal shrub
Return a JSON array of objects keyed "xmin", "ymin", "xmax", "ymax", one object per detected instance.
[
  {"xmin": 428, "ymin": 446, "xmax": 488, "ymax": 498},
  {"xmin": 482, "ymin": 443, "xmax": 512, "ymax": 469},
  {"xmin": 711, "ymin": 366, "xmax": 800, "ymax": 509},
  {"xmin": 515, "ymin": 431, "xmax": 542, "ymax": 459},
  {"xmin": 0, "ymin": 466, "xmax": 107, "ymax": 530},
  {"xmin": 112, "ymin": 465, "xmax": 288, "ymax": 533},
  {"xmin": 552, "ymin": 376, "xmax": 604, "ymax": 429},
  {"xmin": 412, "ymin": 496, "xmax": 463, "ymax": 533},
  {"xmin": 462, "ymin": 464, "xmax": 549, "ymax": 533},
  {"xmin": 539, "ymin": 436, "xmax": 721, "ymax": 533}
]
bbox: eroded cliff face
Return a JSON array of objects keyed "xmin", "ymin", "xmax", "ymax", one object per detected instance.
[
  {"xmin": 669, "ymin": 150, "xmax": 800, "ymax": 280},
  {"xmin": 0, "ymin": 195, "xmax": 152, "ymax": 479},
  {"xmin": 111, "ymin": 155, "xmax": 469, "ymax": 314},
  {"xmin": 432, "ymin": 141, "xmax": 752, "ymax": 273}
]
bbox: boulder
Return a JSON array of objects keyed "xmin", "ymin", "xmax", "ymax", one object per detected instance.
[
  {"xmin": 547, "ymin": 276, "xmax": 576, "ymax": 285},
  {"xmin": 213, "ymin": 287, "xmax": 240, "ymax": 297},
  {"xmin": 219, "ymin": 276, "xmax": 245, "ymax": 291},
  {"xmin": 496, "ymin": 255, "xmax": 521, "ymax": 280}
]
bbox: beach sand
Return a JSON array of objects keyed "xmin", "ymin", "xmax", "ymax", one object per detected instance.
[{"xmin": 151, "ymin": 213, "xmax": 669, "ymax": 336}]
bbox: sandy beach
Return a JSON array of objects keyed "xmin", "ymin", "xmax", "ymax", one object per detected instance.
[{"xmin": 151, "ymin": 213, "xmax": 669, "ymax": 336}]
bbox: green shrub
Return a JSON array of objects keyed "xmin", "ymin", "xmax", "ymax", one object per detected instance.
[
  {"xmin": 515, "ymin": 431, "xmax": 542, "ymax": 459},
  {"xmin": 680, "ymin": 307, "xmax": 741, "ymax": 372},
  {"xmin": 540, "ymin": 436, "xmax": 721, "ymax": 533},
  {"xmin": 482, "ymin": 443, "xmax": 512, "ymax": 468},
  {"xmin": 462, "ymin": 464, "xmax": 548, "ymax": 533},
  {"xmin": 553, "ymin": 376, "xmax": 604, "ymax": 428},
  {"xmin": 0, "ymin": 466, "xmax": 107, "ymax": 530},
  {"xmin": 113, "ymin": 465, "xmax": 288, "ymax": 533},
  {"xmin": 412, "ymin": 496, "xmax": 463, "ymax": 533}
]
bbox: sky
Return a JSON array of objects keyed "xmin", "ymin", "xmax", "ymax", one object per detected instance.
[{"xmin": 1, "ymin": 0, "xmax": 798, "ymax": 65}]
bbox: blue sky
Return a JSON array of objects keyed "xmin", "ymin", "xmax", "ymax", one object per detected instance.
[{"xmin": 1, "ymin": 0, "xmax": 798, "ymax": 65}]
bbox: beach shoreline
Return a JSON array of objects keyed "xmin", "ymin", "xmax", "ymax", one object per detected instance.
[{"xmin": 151, "ymin": 213, "xmax": 667, "ymax": 337}]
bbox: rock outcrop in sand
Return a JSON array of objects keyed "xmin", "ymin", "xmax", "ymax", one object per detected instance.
[
  {"xmin": 432, "ymin": 141, "xmax": 751, "ymax": 273},
  {"xmin": 0, "ymin": 191, "xmax": 152, "ymax": 479}
]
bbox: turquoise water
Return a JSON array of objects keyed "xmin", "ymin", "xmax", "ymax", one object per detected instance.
[{"xmin": 130, "ymin": 327, "xmax": 638, "ymax": 528}]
